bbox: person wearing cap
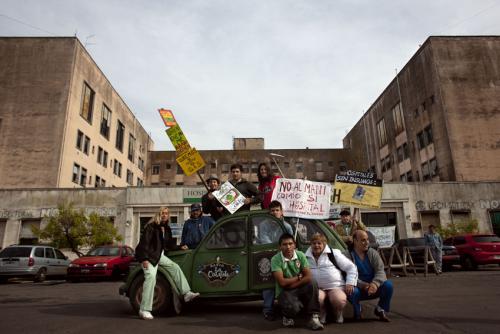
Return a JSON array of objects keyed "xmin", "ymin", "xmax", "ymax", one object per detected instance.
[
  {"xmin": 335, "ymin": 210, "xmax": 366, "ymax": 246},
  {"xmin": 201, "ymin": 175, "xmax": 227, "ymax": 221},
  {"xmin": 180, "ymin": 203, "xmax": 215, "ymax": 250}
]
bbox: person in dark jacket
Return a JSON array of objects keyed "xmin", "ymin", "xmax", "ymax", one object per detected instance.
[
  {"xmin": 135, "ymin": 207, "xmax": 199, "ymax": 320},
  {"xmin": 229, "ymin": 163, "xmax": 261, "ymax": 211},
  {"xmin": 201, "ymin": 175, "xmax": 227, "ymax": 221},
  {"xmin": 180, "ymin": 203, "xmax": 215, "ymax": 249}
]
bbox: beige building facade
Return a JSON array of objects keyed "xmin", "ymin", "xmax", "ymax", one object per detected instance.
[
  {"xmin": 343, "ymin": 36, "xmax": 500, "ymax": 182},
  {"xmin": 0, "ymin": 37, "xmax": 153, "ymax": 189}
]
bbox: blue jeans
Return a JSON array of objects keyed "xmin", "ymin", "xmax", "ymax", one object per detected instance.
[
  {"xmin": 262, "ymin": 288, "xmax": 275, "ymax": 314},
  {"xmin": 348, "ymin": 280, "xmax": 393, "ymax": 317}
]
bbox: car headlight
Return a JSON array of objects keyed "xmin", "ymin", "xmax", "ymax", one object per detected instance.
[
  {"xmin": 93, "ymin": 263, "xmax": 108, "ymax": 268},
  {"xmin": 69, "ymin": 264, "xmax": 80, "ymax": 268}
]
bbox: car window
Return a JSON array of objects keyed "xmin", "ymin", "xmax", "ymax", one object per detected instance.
[
  {"xmin": 0, "ymin": 247, "xmax": 32, "ymax": 258},
  {"xmin": 454, "ymin": 236, "xmax": 466, "ymax": 245},
  {"xmin": 294, "ymin": 218, "xmax": 324, "ymax": 244},
  {"xmin": 443, "ymin": 238, "xmax": 453, "ymax": 246},
  {"xmin": 34, "ymin": 247, "xmax": 44, "ymax": 257},
  {"xmin": 127, "ymin": 247, "xmax": 135, "ymax": 256},
  {"xmin": 45, "ymin": 248, "xmax": 55, "ymax": 258},
  {"xmin": 252, "ymin": 216, "xmax": 282, "ymax": 245},
  {"xmin": 206, "ymin": 218, "xmax": 246, "ymax": 249},
  {"xmin": 472, "ymin": 235, "xmax": 500, "ymax": 243},
  {"xmin": 87, "ymin": 247, "xmax": 120, "ymax": 256},
  {"xmin": 54, "ymin": 249, "xmax": 66, "ymax": 259}
]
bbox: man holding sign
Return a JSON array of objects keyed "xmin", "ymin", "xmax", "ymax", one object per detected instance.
[{"xmin": 229, "ymin": 163, "xmax": 261, "ymax": 212}]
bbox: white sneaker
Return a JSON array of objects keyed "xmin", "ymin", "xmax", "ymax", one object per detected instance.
[
  {"xmin": 336, "ymin": 312, "xmax": 344, "ymax": 324},
  {"xmin": 308, "ymin": 314, "xmax": 324, "ymax": 330},
  {"xmin": 139, "ymin": 310, "xmax": 154, "ymax": 320},
  {"xmin": 319, "ymin": 313, "xmax": 327, "ymax": 324},
  {"xmin": 183, "ymin": 291, "xmax": 200, "ymax": 302},
  {"xmin": 282, "ymin": 316, "xmax": 295, "ymax": 327}
]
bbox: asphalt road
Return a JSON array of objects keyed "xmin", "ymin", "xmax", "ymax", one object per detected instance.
[{"xmin": 0, "ymin": 267, "xmax": 499, "ymax": 334}]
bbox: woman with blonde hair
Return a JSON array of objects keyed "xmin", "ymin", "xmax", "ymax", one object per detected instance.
[
  {"xmin": 305, "ymin": 233, "xmax": 358, "ymax": 325},
  {"xmin": 135, "ymin": 207, "xmax": 199, "ymax": 320}
]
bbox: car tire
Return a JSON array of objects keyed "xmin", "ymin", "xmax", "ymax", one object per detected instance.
[
  {"xmin": 461, "ymin": 256, "xmax": 478, "ymax": 271},
  {"xmin": 128, "ymin": 273, "xmax": 174, "ymax": 316},
  {"xmin": 34, "ymin": 268, "xmax": 47, "ymax": 283}
]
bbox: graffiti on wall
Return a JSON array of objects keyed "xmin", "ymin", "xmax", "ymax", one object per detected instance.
[
  {"xmin": 0, "ymin": 207, "xmax": 118, "ymax": 219},
  {"xmin": 415, "ymin": 200, "xmax": 500, "ymax": 211}
]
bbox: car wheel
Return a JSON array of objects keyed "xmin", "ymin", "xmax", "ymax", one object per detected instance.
[
  {"xmin": 461, "ymin": 256, "xmax": 477, "ymax": 271},
  {"xmin": 128, "ymin": 273, "xmax": 174, "ymax": 316},
  {"xmin": 0, "ymin": 277, "xmax": 8, "ymax": 284},
  {"xmin": 34, "ymin": 268, "xmax": 47, "ymax": 283},
  {"xmin": 112, "ymin": 267, "xmax": 121, "ymax": 280}
]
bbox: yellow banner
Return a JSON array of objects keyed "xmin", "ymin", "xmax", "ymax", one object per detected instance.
[
  {"xmin": 166, "ymin": 125, "xmax": 190, "ymax": 155},
  {"xmin": 176, "ymin": 148, "xmax": 206, "ymax": 176},
  {"xmin": 333, "ymin": 182, "xmax": 382, "ymax": 209}
]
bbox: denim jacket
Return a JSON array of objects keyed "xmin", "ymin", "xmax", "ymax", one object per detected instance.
[{"xmin": 180, "ymin": 216, "xmax": 215, "ymax": 249}]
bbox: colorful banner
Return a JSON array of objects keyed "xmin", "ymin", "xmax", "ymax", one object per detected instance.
[
  {"xmin": 212, "ymin": 181, "xmax": 246, "ymax": 214},
  {"xmin": 271, "ymin": 178, "xmax": 331, "ymax": 219},
  {"xmin": 334, "ymin": 170, "xmax": 383, "ymax": 209},
  {"xmin": 166, "ymin": 124, "xmax": 190, "ymax": 155},
  {"xmin": 176, "ymin": 148, "xmax": 206, "ymax": 176},
  {"xmin": 366, "ymin": 226, "xmax": 396, "ymax": 248},
  {"xmin": 158, "ymin": 108, "xmax": 177, "ymax": 127}
]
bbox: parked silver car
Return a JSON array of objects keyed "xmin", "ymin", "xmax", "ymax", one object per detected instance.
[{"xmin": 0, "ymin": 245, "xmax": 71, "ymax": 283}]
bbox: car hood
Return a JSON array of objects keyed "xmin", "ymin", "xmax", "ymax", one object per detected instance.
[{"xmin": 71, "ymin": 256, "xmax": 118, "ymax": 264}]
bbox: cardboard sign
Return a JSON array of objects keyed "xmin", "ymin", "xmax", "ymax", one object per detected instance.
[
  {"xmin": 366, "ymin": 226, "xmax": 396, "ymax": 248},
  {"xmin": 271, "ymin": 178, "xmax": 331, "ymax": 219},
  {"xmin": 334, "ymin": 170, "xmax": 383, "ymax": 209},
  {"xmin": 166, "ymin": 125, "xmax": 190, "ymax": 155},
  {"xmin": 212, "ymin": 181, "xmax": 246, "ymax": 214},
  {"xmin": 176, "ymin": 148, "xmax": 206, "ymax": 176},
  {"xmin": 158, "ymin": 108, "xmax": 177, "ymax": 127}
]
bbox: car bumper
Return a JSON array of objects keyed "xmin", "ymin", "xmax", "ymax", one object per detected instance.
[
  {"xmin": 473, "ymin": 253, "xmax": 500, "ymax": 265},
  {"xmin": 0, "ymin": 266, "xmax": 39, "ymax": 277},
  {"xmin": 67, "ymin": 267, "xmax": 113, "ymax": 278},
  {"xmin": 442, "ymin": 254, "xmax": 460, "ymax": 264}
]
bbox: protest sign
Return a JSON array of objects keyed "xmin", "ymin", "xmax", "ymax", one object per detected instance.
[
  {"xmin": 176, "ymin": 148, "xmax": 206, "ymax": 176},
  {"xmin": 166, "ymin": 124, "xmax": 190, "ymax": 155},
  {"xmin": 334, "ymin": 170, "xmax": 383, "ymax": 208},
  {"xmin": 158, "ymin": 108, "xmax": 177, "ymax": 127},
  {"xmin": 366, "ymin": 226, "xmax": 396, "ymax": 248},
  {"xmin": 212, "ymin": 181, "xmax": 246, "ymax": 214},
  {"xmin": 271, "ymin": 178, "xmax": 331, "ymax": 219}
]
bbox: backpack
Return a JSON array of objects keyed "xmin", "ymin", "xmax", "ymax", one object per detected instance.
[{"xmin": 326, "ymin": 245, "xmax": 347, "ymax": 280}]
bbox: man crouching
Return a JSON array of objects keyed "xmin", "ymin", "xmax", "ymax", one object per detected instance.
[{"xmin": 271, "ymin": 233, "xmax": 323, "ymax": 330}]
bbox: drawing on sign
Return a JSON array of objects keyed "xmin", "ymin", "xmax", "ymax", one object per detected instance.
[
  {"xmin": 176, "ymin": 148, "xmax": 206, "ymax": 176},
  {"xmin": 334, "ymin": 170, "xmax": 383, "ymax": 209},
  {"xmin": 166, "ymin": 125, "xmax": 190, "ymax": 154},
  {"xmin": 212, "ymin": 181, "xmax": 246, "ymax": 214},
  {"xmin": 158, "ymin": 108, "xmax": 177, "ymax": 127},
  {"xmin": 197, "ymin": 256, "xmax": 240, "ymax": 287}
]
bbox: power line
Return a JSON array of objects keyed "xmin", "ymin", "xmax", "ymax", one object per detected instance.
[
  {"xmin": 0, "ymin": 13, "xmax": 56, "ymax": 36},
  {"xmin": 437, "ymin": 1, "xmax": 500, "ymax": 34}
]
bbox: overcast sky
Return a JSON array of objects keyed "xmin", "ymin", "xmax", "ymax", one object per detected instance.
[{"xmin": 1, "ymin": 0, "xmax": 499, "ymax": 151}]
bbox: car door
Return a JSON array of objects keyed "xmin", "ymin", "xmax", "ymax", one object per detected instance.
[
  {"xmin": 191, "ymin": 216, "xmax": 248, "ymax": 295},
  {"xmin": 44, "ymin": 247, "xmax": 57, "ymax": 276},
  {"xmin": 54, "ymin": 248, "xmax": 69, "ymax": 276},
  {"xmin": 248, "ymin": 214, "xmax": 284, "ymax": 292}
]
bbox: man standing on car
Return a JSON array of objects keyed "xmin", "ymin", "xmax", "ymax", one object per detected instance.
[
  {"xmin": 180, "ymin": 203, "xmax": 215, "ymax": 250},
  {"xmin": 425, "ymin": 224, "xmax": 443, "ymax": 273},
  {"xmin": 271, "ymin": 233, "xmax": 323, "ymax": 330},
  {"xmin": 346, "ymin": 230, "xmax": 393, "ymax": 322},
  {"xmin": 229, "ymin": 163, "xmax": 261, "ymax": 211},
  {"xmin": 201, "ymin": 175, "xmax": 227, "ymax": 221}
]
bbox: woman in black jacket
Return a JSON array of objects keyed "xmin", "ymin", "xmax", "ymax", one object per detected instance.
[{"xmin": 135, "ymin": 207, "xmax": 199, "ymax": 320}]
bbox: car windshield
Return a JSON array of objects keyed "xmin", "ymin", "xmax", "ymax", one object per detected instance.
[
  {"xmin": 472, "ymin": 235, "xmax": 500, "ymax": 243},
  {"xmin": 0, "ymin": 247, "xmax": 32, "ymax": 258},
  {"xmin": 86, "ymin": 247, "xmax": 120, "ymax": 256}
]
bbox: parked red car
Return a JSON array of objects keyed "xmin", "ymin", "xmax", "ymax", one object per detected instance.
[
  {"xmin": 67, "ymin": 245, "xmax": 135, "ymax": 281},
  {"xmin": 444, "ymin": 234, "xmax": 500, "ymax": 270}
]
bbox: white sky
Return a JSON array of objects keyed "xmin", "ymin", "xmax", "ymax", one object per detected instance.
[{"xmin": 1, "ymin": 0, "xmax": 499, "ymax": 150}]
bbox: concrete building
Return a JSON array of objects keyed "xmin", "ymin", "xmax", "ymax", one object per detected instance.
[
  {"xmin": 1, "ymin": 182, "xmax": 499, "ymax": 249},
  {"xmin": 343, "ymin": 36, "xmax": 500, "ymax": 182},
  {"xmin": 0, "ymin": 37, "xmax": 153, "ymax": 189},
  {"xmin": 147, "ymin": 141, "xmax": 354, "ymax": 186}
]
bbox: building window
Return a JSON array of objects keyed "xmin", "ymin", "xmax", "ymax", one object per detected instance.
[
  {"xmin": 80, "ymin": 167, "xmax": 87, "ymax": 186},
  {"xmin": 222, "ymin": 164, "xmax": 230, "ymax": 173},
  {"xmin": 72, "ymin": 163, "xmax": 80, "ymax": 184},
  {"xmin": 392, "ymin": 102, "xmax": 405, "ymax": 134},
  {"xmin": 83, "ymin": 135, "xmax": 90, "ymax": 155},
  {"xmin": 295, "ymin": 161, "xmax": 304, "ymax": 173},
  {"xmin": 381, "ymin": 156, "xmax": 391, "ymax": 173},
  {"xmin": 377, "ymin": 118, "xmax": 387, "ymax": 147},
  {"xmin": 137, "ymin": 157, "xmax": 144, "ymax": 171},
  {"xmin": 165, "ymin": 162, "xmax": 171, "ymax": 170},
  {"xmin": 429, "ymin": 158, "xmax": 438, "ymax": 178},
  {"xmin": 400, "ymin": 171, "xmax": 413, "ymax": 182},
  {"xmin": 100, "ymin": 104, "xmax": 112, "ymax": 139},
  {"xmin": 339, "ymin": 161, "xmax": 347, "ymax": 172},
  {"xmin": 95, "ymin": 175, "xmax": 101, "ymax": 187},
  {"xmin": 97, "ymin": 147, "xmax": 108, "ymax": 167},
  {"xmin": 76, "ymin": 130, "xmax": 84, "ymax": 150},
  {"xmin": 113, "ymin": 159, "xmax": 122, "ymax": 177},
  {"xmin": 177, "ymin": 165, "xmax": 183, "ymax": 174},
  {"xmin": 210, "ymin": 162, "xmax": 217, "ymax": 169},
  {"xmin": 251, "ymin": 163, "xmax": 258, "ymax": 173},
  {"xmin": 284, "ymin": 161, "xmax": 290, "ymax": 168},
  {"xmin": 242, "ymin": 164, "xmax": 249, "ymax": 173},
  {"xmin": 115, "ymin": 120, "xmax": 125, "ymax": 152},
  {"xmin": 80, "ymin": 82, "xmax": 94, "ymax": 124},
  {"xmin": 176, "ymin": 182, "xmax": 184, "ymax": 186},
  {"xmin": 315, "ymin": 161, "xmax": 323, "ymax": 172},
  {"xmin": 396, "ymin": 143, "xmax": 409, "ymax": 162},
  {"xmin": 137, "ymin": 178, "xmax": 144, "ymax": 187},
  {"xmin": 126, "ymin": 169, "xmax": 133, "ymax": 185},
  {"xmin": 128, "ymin": 133, "xmax": 136, "ymax": 163},
  {"xmin": 421, "ymin": 162, "xmax": 431, "ymax": 181},
  {"xmin": 152, "ymin": 164, "xmax": 160, "ymax": 175},
  {"xmin": 417, "ymin": 125, "xmax": 433, "ymax": 149}
]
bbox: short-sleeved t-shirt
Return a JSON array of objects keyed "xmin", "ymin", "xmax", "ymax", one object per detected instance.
[{"xmin": 271, "ymin": 250, "xmax": 309, "ymax": 297}]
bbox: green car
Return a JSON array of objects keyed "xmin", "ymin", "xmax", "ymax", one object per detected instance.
[{"xmin": 119, "ymin": 209, "xmax": 346, "ymax": 315}]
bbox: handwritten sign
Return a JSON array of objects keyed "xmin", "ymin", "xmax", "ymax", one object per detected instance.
[
  {"xmin": 158, "ymin": 108, "xmax": 177, "ymax": 127},
  {"xmin": 166, "ymin": 125, "xmax": 190, "ymax": 155},
  {"xmin": 334, "ymin": 170, "xmax": 383, "ymax": 208},
  {"xmin": 366, "ymin": 226, "xmax": 396, "ymax": 248},
  {"xmin": 271, "ymin": 178, "xmax": 331, "ymax": 219},
  {"xmin": 176, "ymin": 148, "xmax": 205, "ymax": 176},
  {"xmin": 212, "ymin": 181, "xmax": 246, "ymax": 214}
]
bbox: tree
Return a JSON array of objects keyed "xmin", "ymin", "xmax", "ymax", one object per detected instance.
[
  {"xmin": 437, "ymin": 219, "xmax": 479, "ymax": 239},
  {"xmin": 32, "ymin": 202, "xmax": 123, "ymax": 257}
]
